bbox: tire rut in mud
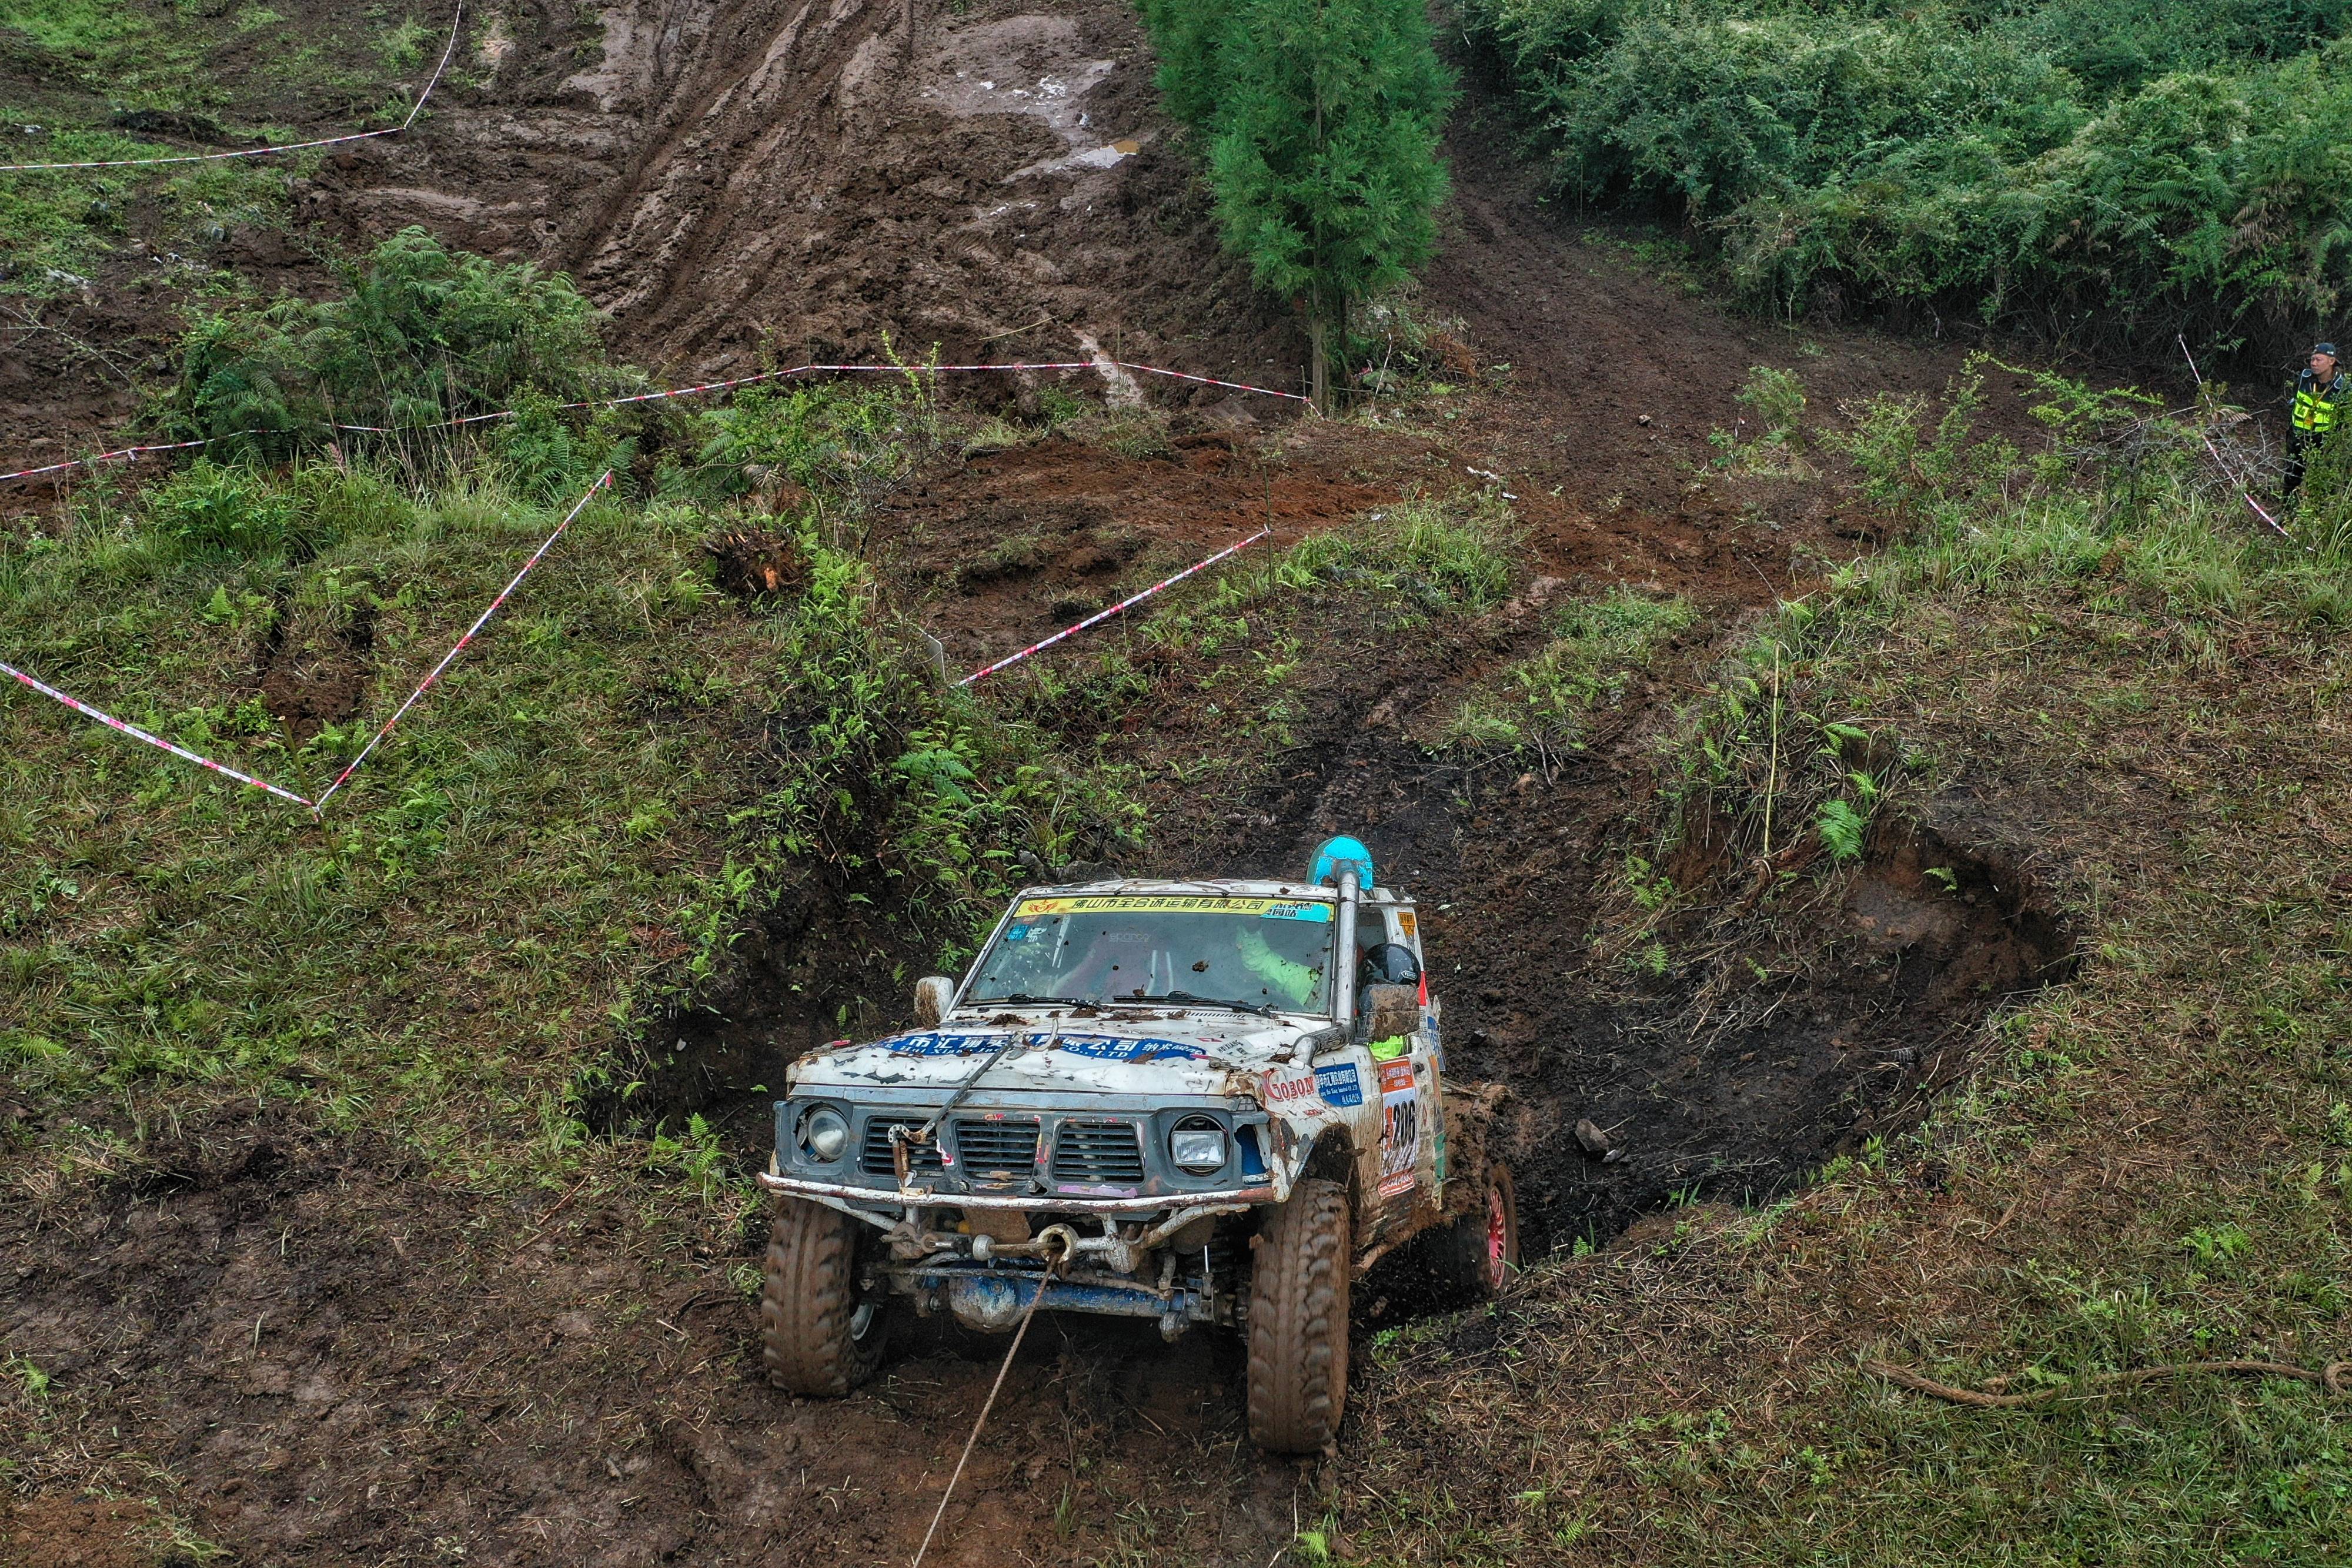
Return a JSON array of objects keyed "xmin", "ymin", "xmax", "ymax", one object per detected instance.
[{"xmin": 307, "ymin": 0, "xmax": 1302, "ymax": 390}]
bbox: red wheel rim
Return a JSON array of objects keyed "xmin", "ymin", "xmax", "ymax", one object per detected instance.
[{"xmin": 1485, "ymin": 1187, "xmax": 1509, "ymax": 1290}]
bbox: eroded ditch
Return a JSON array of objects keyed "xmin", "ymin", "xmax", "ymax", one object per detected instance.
[{"xmin": 611, "ymin": 599, "xmax": 2079, "ymax": 1285}]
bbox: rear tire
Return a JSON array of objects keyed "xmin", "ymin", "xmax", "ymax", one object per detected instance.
[
  {"xmin": 1247, "ymin": 1178, "xmax": 1351, "ymax": 1453},
  {"xmin": 761, "ymin": 1198, "xmax": 889, "ymax": 1396},
  {"xmin": 1435, "ymin": 1162, "xmax": 1519, "ymax": 1300}
]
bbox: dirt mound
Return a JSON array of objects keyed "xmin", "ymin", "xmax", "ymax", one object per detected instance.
[
  {"xmin": 871, "ymin": 430, "xmax": 1396, "ymax": 666},
  {"xmin": 302, "ymin": 0, "xmax": 1304, "ymax": 397}
]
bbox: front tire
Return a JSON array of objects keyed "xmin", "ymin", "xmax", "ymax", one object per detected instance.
[
  {"xmin": 761, "ymin": 1198, "xmax": 889, "ymax": 1396},
  {"xmin": 1247, "ymin": 1178, "xmax": 1351, "ymax": 1453},
  {"xmin": 1434, "ymin": 1162, "xmax": 1519, "ymax": 1300}
]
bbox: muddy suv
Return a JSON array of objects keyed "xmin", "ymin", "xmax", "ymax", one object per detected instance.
[{"xmin": 757, "ymin": 838, "xmax": 1516, "ymax": 1452}]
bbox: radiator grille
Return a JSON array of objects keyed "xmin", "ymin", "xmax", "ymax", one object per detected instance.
[
  {"xmin": 952, "ymin": 1117, "xmax": 1041, "ymax": 1175},
  {"xmin": 859, "ymin": 1115, "xmax": 944, "ymax": 1176},
  {"xmin": 1050, "ymin": 1121, "xmax": 1147, "ymax": 1185}
]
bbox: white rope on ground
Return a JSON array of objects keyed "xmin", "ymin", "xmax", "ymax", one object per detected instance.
[
  {"xmin": 957, "ymin": 526, "xmax": 1272, "ymax": 686},
  {"xmin": 0, "ymin": 1, "xmax": 463, "ymax": 172},
  {"xmin": 0, "ymin": 658, "xmax": 316, "ymax": 807},
  {"xmin": 312, "ymin": 469, "xmax": 610, "ymax": 811},
  {"xmin": 908, "ymin": 1253, "xmax": 1066, "ymax": 1568},
  {"xmin": 3, "ymin": 360, "xmax": 1306, "ymax": 486},
  {"xmin": 2, "ymin": 469, "xmax": 607, "ymax": 815}
]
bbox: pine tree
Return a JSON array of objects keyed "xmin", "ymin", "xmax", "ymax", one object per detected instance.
[
  {"xmin": 1140, "ymin": 0, "xmax": 1241, "ymax": 131},
  {"xmin": 1203, "ymin": 0, "xmax": 1454, "ymax": 410}
]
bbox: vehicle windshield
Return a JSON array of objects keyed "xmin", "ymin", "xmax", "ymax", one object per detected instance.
[{"xmin": 966, "ymin": 894, "xmax": 1337, "ymax": 1014}]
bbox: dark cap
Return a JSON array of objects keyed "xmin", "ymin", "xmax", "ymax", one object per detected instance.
[{"xmin": 2315, "ymin": 342, "xmax": 2340, "ymax": 357}]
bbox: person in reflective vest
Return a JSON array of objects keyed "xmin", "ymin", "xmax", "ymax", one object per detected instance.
[{"xmin": 2285, "ymin": 341, "xmax": 2346, "ymax": 502}]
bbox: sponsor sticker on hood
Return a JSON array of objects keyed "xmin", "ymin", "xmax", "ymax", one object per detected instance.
[
  {"xmin": 1013, "ymin": 894, "xmax": 1332, "ymax": 921},
  {"xmin": 872, "ymin": 1030, "xmax": 1208, "ymax": 1062}
]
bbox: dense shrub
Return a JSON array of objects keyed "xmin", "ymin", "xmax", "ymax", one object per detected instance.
[
  {"xmin": 166, "ymin": 227, "xmax": 621, "ymax": 459},
  {"xmin": 1461, "ymin": 0, "xmax": 2352, "ymax": 339}
]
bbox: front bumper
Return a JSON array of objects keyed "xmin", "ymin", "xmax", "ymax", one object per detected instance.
[{"xmin": 757, "ymin": 1171, "xmax": 1278, "ymax": 1212}]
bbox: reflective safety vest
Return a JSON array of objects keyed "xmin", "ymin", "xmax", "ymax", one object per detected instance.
[{"xmin": 2293, "ymin": 370, "xmax": 2347, "ymax": 437}]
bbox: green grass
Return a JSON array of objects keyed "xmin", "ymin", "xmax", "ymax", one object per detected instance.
[
  {"xmin": 0, "ymin": 131, "xmax": 291, "ymax": 290},
  {"xmin": 1439, "ymin": 584, "xmax": 1694, "ymax": 752},
  {"xmin": 1, "ymin": 250, "xmax": 1138, "ymax": 1178},
  {"xmin": 1328, "ymin": 371, "xmax": 2352, "ymax": 1564},
  {"xmin": 0, "ymin": 0, "xmax": 433, "ymax": 299}
]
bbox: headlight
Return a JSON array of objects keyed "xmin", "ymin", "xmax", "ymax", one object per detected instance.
[
  {"xmin": 799, "ymin": 1105, "xmax": 850, "ymax": 1162},
  {"xmin": 1170, "ymin": 1117, "xmax": 1228, "ymax": 1174}
]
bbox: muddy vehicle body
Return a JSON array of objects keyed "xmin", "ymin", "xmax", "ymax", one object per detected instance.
[{"xmin": 757, "ymin": 838, "xmax": 1516, "ymax": 1451}]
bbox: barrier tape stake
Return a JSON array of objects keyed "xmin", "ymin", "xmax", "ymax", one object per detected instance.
[
  {"xmin": 314, "ymin": 470, "xmax": 610, "ymax": 811},
  {"xmin": 957, "ymin": 526, "xmax": 1271, "ymax": 688},
  {"xmin": 1, "ymin": 660, "xmax": 315, "ymax": 807}
]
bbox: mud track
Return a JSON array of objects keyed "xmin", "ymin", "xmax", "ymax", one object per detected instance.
[
  {"xmin": 306, "ymin": 0, "xmax": 1301, "ymax": 390},
  {"xmin": 4, "ymin": 7, "xmax": 2082, "ymax": 1564}
]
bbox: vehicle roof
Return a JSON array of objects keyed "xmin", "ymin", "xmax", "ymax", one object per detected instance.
[{"xmin": 1015, "ymin": 877, "xmax": 1407, "ymax": 903}]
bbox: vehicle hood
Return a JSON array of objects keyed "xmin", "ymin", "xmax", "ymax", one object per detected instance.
[{"xmin": 787, "ymin": 1009, "xmax": 1324, "ymax": 1098}]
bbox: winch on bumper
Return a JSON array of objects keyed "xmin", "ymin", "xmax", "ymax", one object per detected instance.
[{"xmin": 758, "ymin": 1087, "xmax": 1287, "ymax": 1336}]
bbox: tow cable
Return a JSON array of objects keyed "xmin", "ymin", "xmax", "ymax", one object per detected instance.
[
  {"xmin": 909, "ymin": 1229, "xmax": 1073, "ymax": 1568},
  {"xmin": 894, "ymin": 1016, "xmax": 1059, "ymax": 1188}
]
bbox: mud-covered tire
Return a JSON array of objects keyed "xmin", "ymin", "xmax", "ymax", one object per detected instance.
[
  {"xmin": 761, "ymin": 1198, "xmax": 888, "ymax": 1396},
  {"xmin": 1247, "ymin": 1178, "xmax": 1351, "ymax": 1453},
  {"xmin": 1435, "ymin": 1162, "xmax": 1519, "ymax": 1300}
]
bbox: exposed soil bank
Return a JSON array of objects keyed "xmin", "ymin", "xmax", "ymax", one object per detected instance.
[{"xmin": 305, "ymin": 0, "xmax": 1304, "ymax": 399}]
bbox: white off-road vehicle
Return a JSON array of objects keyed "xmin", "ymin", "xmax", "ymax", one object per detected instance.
[{"xmin": 757, "ymin": 838, "xmax": 1517, "ymax": 1452}]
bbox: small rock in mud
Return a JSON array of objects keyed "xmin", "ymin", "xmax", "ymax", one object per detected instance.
[{"xmin": 1574, "ymin": 1117, "xmax": 1616, "ymax": 1158}]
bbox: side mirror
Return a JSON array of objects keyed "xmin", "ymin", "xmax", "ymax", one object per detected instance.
[
  {"xmin": 1358, "ymin": 983, "xmax": 1419, "ymax": 1044},
  {"xmin": 913, "ymin": 975, "xmax": 956, "ymax": 1026}
]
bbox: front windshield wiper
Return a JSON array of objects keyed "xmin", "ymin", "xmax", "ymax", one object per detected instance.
[
  {"xmin": 971, "ymin": 992, "xmax": 1055, "ymax": 1006},
  {"xmin": 1148, "ymin": 990, "xmax": 1282, "ymax": 1018}
]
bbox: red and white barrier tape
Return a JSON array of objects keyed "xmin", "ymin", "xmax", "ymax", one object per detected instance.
[
  {"xmin": 313, "ymin": 470, "xmax": 610, "ymax": 809},
  {"xmin": 1, "ymin": 658, "xmax": 316, "ymax": 807},
  {"xmin": 957, "ymin": 526, "xmax": 1272, "ymax": 687},
  {"xmin": 2, "ymin": 473, "xmax": 604, "ymax": 813},
  {"xmin": 3, "ymin": 359, "xmax": 1305, "ymax": 485},
  {"xmin": 0, "ymin": 3, "xmax": 463, "ymax": 172},
  {"xmin": 335, "ymin": 359, "xmax": 1308, "ymax": 429},
  {"xmin": 0, "ymin": 436, "xmax": 219, "ymax": 484}
]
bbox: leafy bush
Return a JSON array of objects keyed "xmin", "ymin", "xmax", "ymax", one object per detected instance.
[
  {"xmin": 147, "ymin": 460, "xmax": 305, "ymax": 557},
  {"xmin": 694, "ymin": 382, "xmax": 915, "ymax": 496},
  {"xmin": 1459, "ymin": 0, "xmax": 2352, "ymax": 338},
  {"xmin": 1737, "ymin": 366, "xmax": 1806, "ymax": 447},
  {"xmin": 743, "ymin": 531, "xmax": 1138, "ymax": 954},
  {"xmin": 167, "ymin": 227, "xmax": 620, "ymax": 459}
]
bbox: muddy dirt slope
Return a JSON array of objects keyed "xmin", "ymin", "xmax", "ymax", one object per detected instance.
[{"xmin": 308, "ymin": 0, "xmax": 1301, "ymax": 390}]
